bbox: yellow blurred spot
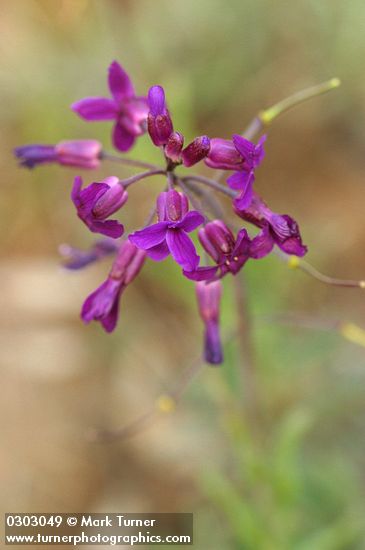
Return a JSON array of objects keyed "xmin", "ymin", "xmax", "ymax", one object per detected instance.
[
  {"xmin": 156, "ymin": 395, "xmax": 176, "ymax": 414},
  {"xmin": 329, "ymin": 77, "xmax": 341, "ymax": 88},
  {"xmin": 359, "ymin": 281, "xmax": 365, "ymax": 289},
  {"xmin": 288, "ymin": 256, "xmax": 300, "ymax": 269},
  {"xmin": 259, "ymin": 109, "xmax": 273, "ymax": 125},
  {"xmin": 340, "ymin": 322, "xmax": 365, "ymax": 347}
]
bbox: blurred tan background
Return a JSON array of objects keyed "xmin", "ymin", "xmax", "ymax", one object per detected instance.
[{"xmin": 1, "ymin": 1, "xmax": 365, "ymax": 548}]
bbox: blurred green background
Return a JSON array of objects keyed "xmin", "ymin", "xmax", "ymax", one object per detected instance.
[{"xmin": 2, "ymin": 1, "xmax": 365, "ymax": 548}]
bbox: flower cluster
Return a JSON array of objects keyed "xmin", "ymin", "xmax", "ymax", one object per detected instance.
[{"xmin": 15, "ymin": 60, "xmax": 307, "ymax": 365}]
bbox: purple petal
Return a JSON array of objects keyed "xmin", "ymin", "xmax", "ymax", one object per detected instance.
[
  {"xmin": 73, "ymin": 181, "xmax": 109, "ymax": 216},
  {"xmin": 129, "ymin": 222, "xmax": 169, "ymax": 249},
  {"xmin": 227, "ymin": 170, "xmax": 252, "ymax": 190},
  {"xmin": 232, "ymin": 228, "xmax": 251, "ymax": 257},
  {"xmin": 59, "ymin": 240, "xmax": 118, "ymax": 270},
  {"xmin": 278, "ymin": 239, "xmax": 307, "ymax": 256},
  {"xmin": 108, "ymin": 60, "xmax": 135, "ymax": 102},
  {"xmin": 177, "ymin": 211, "xmax": 205, "ymax": 232},
  {"xmin": 232, "ymin": 134, "xmax": 255, "ymax": 159},
  {"xmin": 145, "ymin": 241, "xmax": 170, "ymax": 261},
  {"xmin": 249, "ymin": 225, "xmax": 274, "ymax": 259},
  {"xmin": 255, "ymin": 134, "xmax": 267, "ymax": 165},
  {"xmin": 165, "ymin": 229, "xmax": 200, "ymax": 271},
  {"xmin": 90, "ymin": 219, "xmax": 124, "ymax": 238},
  {"xmin": 232, "ymin": 134, "xmax": 266, "ymax": 168},
  {"xmin": 82, "ymin": 281, "xmax": 109, "ymax": 322},
  {"xmin": 112, "ymin": 123, "xmax": 136, "ymax": 152},
  {"xmin": 233, "ymin": 172, "xmax": 255, "ymax": 210},
  {"xmin": 269, "ymin": 214, "xmax": 307, "ymax": 257},
  {"xmin": 71, "ymin": 175, "xmax": 83, "ymax": 203},
  {"xmin": 81, "ymin": 279, "xmax": 122, "ymax": 333},
  {"xmin": 226, "ymin": 171, "xmax": 245, "ymax": 191},
  {"xmin": 14, "ymin": 144, "xmax": 57, "ymax": 168},
  {"xmin": 71, "ymin": 97, "xmax": 117, "ymax": 121},
  {"xmin": 100, "ymin": 297, "xmax": 121, "ymax": 332},
  {"xmin": 183, "ymin": 266, "xmax": 219, "ymax": 281}
]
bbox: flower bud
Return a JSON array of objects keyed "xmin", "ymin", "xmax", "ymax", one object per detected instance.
[
  {"xmin": 165, "ymin": 132, "xmax": 184, "ymax": 163},
  {"xmin": 147, "ymin": 86, "xmax": 173, "ymax": 146},
  {"xmin": 181, "ymin": 135, "xmax": 210, "ymax": 167}
]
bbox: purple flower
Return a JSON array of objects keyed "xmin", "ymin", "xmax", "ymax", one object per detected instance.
[
  {"xmin": 71, "ymin": 61, "xmax": 148, "ymax": 152},
  {"xmin": 234, "ymin": 192, "xmax": 307, "ymax": 257},
  {"xmin": 129, "ymin": 189, "xmax": 204, "ymax": 271},
  {"xmin": 205, "ymin": 134, "xmax": 266, "ymax": 210},
  {"xmin": 196, "ymin": 280, "xmax": 223, "ymax": 365},
  {"xmin": 71, "ymin": 175, "xmax": 127, "ymax": 238},
  {"xmin": 14, "ymin": 140, "xmax": 102, "ymax": 169},
  {"xmin": 59, "ymin": 239, "xmax": 119, "ymax": 270},
  {"xmin": 81, "ymin": 240, "xmax": 146, "ymax": 332},
  {"xmin": 184, "ymin": 220, "xmax": 252, "ymax": 281},
  {"xmin": 205, "ymin": 134, "xmax": 266, "ymax": 171}
]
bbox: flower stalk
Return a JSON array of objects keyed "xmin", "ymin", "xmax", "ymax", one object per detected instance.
[{"xmin": 283, "ymin": 253, "xmax": 365, "ymax": 289}]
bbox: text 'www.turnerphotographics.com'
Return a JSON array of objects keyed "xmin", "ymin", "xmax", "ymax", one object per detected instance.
[{"xmin": 5, "ymin": 513, "xmax": 193, "ymax": 546}]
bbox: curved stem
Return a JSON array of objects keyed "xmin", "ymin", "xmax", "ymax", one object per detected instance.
[
  {"xmin": 215, "ymin": 78, "xmax": 340, "ymax": 183},
  {"xmin": 259, "ymin": 78, "xmax": 341, "ymax": 126},
  {"xmin": 166, "ymin": 171, "xmax": 175, "ymax": 190},
  {"xmin": 243, "ymin": 78, "xmax": 341, "ymax": 138},
  {"xmin": 122, "ymin": 169, "xmax": 166, "ymax": 188},
  {"xmin": 102, "ymin": 151, "xmax": 163, "ymax": 171},
  {"xmin": 182, "ymin": 175, "xmax": 236, "ymax": 198},
  {"xmin": 280, "ymin": 252, "xmax": 365, "ymax": 289}
]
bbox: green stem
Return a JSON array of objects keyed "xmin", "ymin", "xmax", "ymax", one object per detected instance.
[{"xmin": 259, "ymin": 78, "xmax": 341, "ymax": 126}]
